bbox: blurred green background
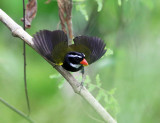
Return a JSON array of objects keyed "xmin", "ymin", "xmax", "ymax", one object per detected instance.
[{"xmin": 0, "ymin": 0, "xmax": 160, "ymax": 123}]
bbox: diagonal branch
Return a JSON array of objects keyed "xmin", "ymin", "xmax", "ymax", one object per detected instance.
[
  {"xmin": 0, "ymin": 97, "xmax": 34, "ymax": 123},
  {"xmin": 0, "ymin": 9, "xmax": 117, "ymax": 123}
]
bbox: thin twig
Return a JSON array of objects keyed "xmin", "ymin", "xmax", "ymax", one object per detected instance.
[
  {"xmin": 0, "ymin": 9, "xmax": 117, "ymax": 123},
  {"xmin": 0, "ymin": 97, "xmax": 34, "ymax": 123},
  {"xmin": 23, "ymin": 0, "xmax": 31, "ymax": 116}
]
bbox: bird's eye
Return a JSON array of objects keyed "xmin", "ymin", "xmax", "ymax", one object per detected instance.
[{"xmin": 82, "ymin": 53, "xmax": 85, "ymax": 58}]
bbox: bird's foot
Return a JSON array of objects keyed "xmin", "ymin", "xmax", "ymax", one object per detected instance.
[{"xmin": 78, "ymin": 81, "xmax": 84, "ymax": 93}]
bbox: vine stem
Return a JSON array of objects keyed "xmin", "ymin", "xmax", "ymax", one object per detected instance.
[
  {"xmin": 22, "ymin": 0, "xmax": 31, "ymax": 116},
  {"xmin": 0, "ymin": 97, "xmax": 34, "ymax": 123},
  {"xmin": 0, "ymin": 9, "xmax": 117, "ymax": 123}
]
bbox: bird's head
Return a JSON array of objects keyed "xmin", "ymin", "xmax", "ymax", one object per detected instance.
[
  {"xmin": 62, "ymin": 51, "xmax": 88, "ymax": 72},
  {"xmin": 66, "ymin": 52, "xmax": 88, "ymax": 66}
]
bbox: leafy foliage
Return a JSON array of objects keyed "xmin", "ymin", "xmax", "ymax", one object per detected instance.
[
  {"xmin": 118, "ymin": 0, "xmax": 122, "ymax": 6},
  {"xmin": 105, "ymin": 48, "xmax": 113, "ymax": 56},
  {"xmin": 74, "ymin": 0, "xmax": 104, "ymax": 21},
  {"xmin": 84, "ymin": 74, "xmax": 120, "ymax": 117},
  {"xmin": 76, "ymin": 3, "xmax": 89, "ymax": 21},
  {"xmin": 50, "ymin": 74, "xmax": 65, "ymax": 88},
  {"xmin": 95, "ymin": 0, "xmax": 103, "ymax": 12}
]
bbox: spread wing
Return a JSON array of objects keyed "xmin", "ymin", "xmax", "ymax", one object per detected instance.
[
  {"xmin": 33, "ymin": 30, "xmax": 68, "ymax": 63},
  {"xmin": 73, "ymin": 36, "xmax": 106, "ymax": 64}
]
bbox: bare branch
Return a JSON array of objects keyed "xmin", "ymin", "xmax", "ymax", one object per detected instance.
[{"xmin": 0, "ymin": 9, "xmax": 117, "ymax": 123}]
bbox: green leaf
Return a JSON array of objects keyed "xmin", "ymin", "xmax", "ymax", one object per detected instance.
[
  {"xmin": 96, "ymin": 89, "xmax": 104, "ymax": 101},
  {"xmin": 108, "ymin": 88, "xmax": 117, "ymax": 95},
  {"xmin": 85, "ymin": 75, "xmax": 91, "ymax": 84},
  {"xmin": 75, "ymin": 74, "xmax": 82, "ymax": 82},
  {"xmin": 88, "ymin": 84, "xmax": 96, "ymax": 92},
  {"xmin": 50, "ymin": 74, "xmax": 65, "ymax": 89},
  {"xmin": 76, "ymin": 4, "xmax": 89, "ymax": 21},
  {"xmin": 58, "ymin": 79, "xmax": 65, "ymax": 89},
  {"xmin": 104, "ymin": 95, "xmax": 108, "ymax": 103},
  {"xmin": 95, "ymin": 0, "xmax": 103, "ymax": 12},
  {"xmin": 49, "ymin": 74, "xmax": 61, "ymax": 79},
  {"xmin": 118, "ymin": 0, "xmax": 122, "ymax": 6},
  {"xmin": 105, "ymin": 48, "xmax": 113, "ymax": 56},
  {"xmin": 96, "ymin": 74, "xmax": 101, "ymax": 87},
  {"xmin": 96, "ymin": 74, "xmax": 100, "ymax": 83}
]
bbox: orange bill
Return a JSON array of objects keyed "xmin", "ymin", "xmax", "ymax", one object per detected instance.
[{"xmin": 80, "ymin": 58, "xmax": 88, "ymax": 66}]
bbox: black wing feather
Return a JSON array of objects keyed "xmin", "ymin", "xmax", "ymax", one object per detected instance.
[
  {"xmin": 33, "ymin": 30, "xmax": 68, "ymax": 62},
  {"xmin": 73, "ymin": 36, "xmax": 106, "ymax": 64}
]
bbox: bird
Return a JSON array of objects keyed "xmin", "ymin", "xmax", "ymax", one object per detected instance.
[{"xmin": 33, "ymin": 30, "xmax": 106, "ymax": 72}]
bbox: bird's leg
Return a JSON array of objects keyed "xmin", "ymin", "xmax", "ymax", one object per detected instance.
[
  {"xmin": 79, "ymin": 67, "xmax": 85, "ymax": 93},
  {"xmin": 81, "ymin": 67, "xmax": 85, "ymax": 86}
]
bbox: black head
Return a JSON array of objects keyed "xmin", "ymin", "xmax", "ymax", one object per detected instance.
[
  {"xmin": 62, "ymin": 52, "xmax": 88, "ymax": 72},
  {"xmin": 67, "ymin": 52, "xmax": 85, "ymax": 63}
]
